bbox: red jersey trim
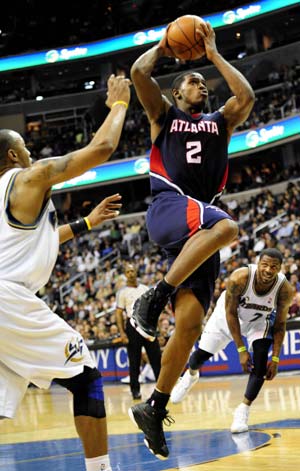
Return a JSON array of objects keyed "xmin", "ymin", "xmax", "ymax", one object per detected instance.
[
  {"xmin": 150, "ymin": 144, "xmax": 171, "ymax": 181},
  {"xmin": 218, "ymin": 163, "xmax": 229, "ymax": 192},
  {"xmin": 186, "ymin": 198, "xmax": 201, "ymax": 237}
]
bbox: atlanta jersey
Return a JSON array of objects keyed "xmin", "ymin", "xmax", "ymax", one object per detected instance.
[
  {"xmin": 150, "ymin": 106, "xmax": 228, "ymax": 203},
  {"xmin": 0, "ymin": 168, "xmax": 59, "ymax": 293}
]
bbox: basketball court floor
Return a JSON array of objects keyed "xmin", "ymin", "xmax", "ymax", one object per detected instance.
[{"xmin": 1, "ymin": 371, "xmax": 300, "ymax": 470}]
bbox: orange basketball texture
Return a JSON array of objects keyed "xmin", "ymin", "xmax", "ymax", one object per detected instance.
[{"xmin": 167, "ymin": 15, "xmax": 206, "ymax": 61}]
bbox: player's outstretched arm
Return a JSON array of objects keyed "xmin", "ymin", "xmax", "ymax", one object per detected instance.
[
  {"xmin": 18, "ymin": 75, "xmax": 130, "ymax": 189},
  {"xmin": 9, "ymin": 76, "xmax": 129, "ymax": 225},
  {"xmin": 58, "ymin": 193, "xmax": 122, "ymax": 244},
  {"xmin": 198, "ymin": 22, "xmax": 255, "ymax": 136}
]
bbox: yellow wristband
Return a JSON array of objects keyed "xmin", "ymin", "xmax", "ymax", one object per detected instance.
[
  {"xmin": 272, "ymin": 355, "xmax": 280, "ymax": 363},
  {"xmin": 84, "ymin": 217, "xmax": 92, "ymax": 231},
  {"xmin": 111, "ymin": 100, "xmax": 128, "ymax": 109},
  {"xmin": 237, "ymin": 346, "xmax": 247, "ymax": 353}
]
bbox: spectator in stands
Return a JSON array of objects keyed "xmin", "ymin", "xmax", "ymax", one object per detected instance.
[
  {"xmin": 276, "ymin": 217, "xmax": 294, "ymax": 239},
  {"xmin": 288, "ymin": 292, "xmax": 300, "ymax": 318},
  {"xmin": 290, "ymin": 273, "xmax": 300, "ymax": 292},
  {"xmin": 39, "ymin": 143, "xmax": 54, "ymax": 158}
]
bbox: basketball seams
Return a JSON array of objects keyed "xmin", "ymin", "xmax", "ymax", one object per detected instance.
[
  {"xmin": 193, "ymin": 17, "xmax": 197, "ymax": 44},
  {"xmin": 175, "ymin": 18, "xmax": 195, "ymax": 48},
  {"xmin": 167, "ymin": 15, "xmax": 206, "ymax": 61}
]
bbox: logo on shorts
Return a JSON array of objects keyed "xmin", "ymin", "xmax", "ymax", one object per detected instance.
[
  {"xmin": 64, "ymin": 336, "xmax": 84, "ymax": 364},
  {"xmin": 206, "ymin": 205, "xmax": 224, "ymax": 213}
]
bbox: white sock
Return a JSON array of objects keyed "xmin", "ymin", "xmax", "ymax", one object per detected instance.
[
  {"xmin": 238, "ymin": 403, "xmax": 250, "ymax": 410},
  {"xmin": 85, "ymin": 454, "xmax": 111, "ymax": 471},
  {"xmin": 189, "ymin": 368, "xmax": 198, "ymax": 376}
]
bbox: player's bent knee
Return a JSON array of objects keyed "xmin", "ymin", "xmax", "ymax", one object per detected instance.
[
  {"xmin": 73, "ymin": 375, "xmax": 106, "ymax": 418},
  {"xmin": 54, "ymin": 367, "xmax": 106, "ymax": 419},
  {"xmin": 213, "ymin": 219, "xmax": 238, "ymax": 245},
  {"xmin": 222, "ymin": 219, "xmax": 238, "ymax": 240}
]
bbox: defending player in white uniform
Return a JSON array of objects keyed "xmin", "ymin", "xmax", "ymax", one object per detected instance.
[
  {"xmin": 0, "ymin": 73, "xmax": 130, "ymax": 471},
  {"xmin": 171, "ymin": 249, "xmax": 294, "ymax": 433},
  {"xmin": 0, "ymin": 168, "xmax": 95, "ymax": 400}
]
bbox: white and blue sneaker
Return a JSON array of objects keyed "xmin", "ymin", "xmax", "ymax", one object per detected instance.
[
  {"xmin": 231, "ymin": 403, "xmax": 250, "ymax": 433},
  {"xmin": 170, "ymin": 370, "xmax": 199, "ymax": 404}
]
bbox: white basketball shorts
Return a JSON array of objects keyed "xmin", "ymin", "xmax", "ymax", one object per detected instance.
[
  {"xmin": 0, "ymin": 280, "xmax": 95, "ymax": 418},
  {"xmin": 199, "ymin": 291, "xmax": 270, "ymax": 354}
]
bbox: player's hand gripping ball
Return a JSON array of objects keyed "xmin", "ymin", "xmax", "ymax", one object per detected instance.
[{"xmin": 167, "ymin": 15, "xmax": 206, "ymax": 60}]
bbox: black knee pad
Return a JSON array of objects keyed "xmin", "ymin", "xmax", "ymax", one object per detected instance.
[{"xmin": 54, "ymin": 367, "xmax": 106, "ymax": 419}]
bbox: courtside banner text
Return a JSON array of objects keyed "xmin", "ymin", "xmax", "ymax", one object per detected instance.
[{"xmin": 90, "ymin": 326, "xmax": 300, "ymax": 381}]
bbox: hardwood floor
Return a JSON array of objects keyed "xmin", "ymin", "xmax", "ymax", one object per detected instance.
[{"xmin": 1, "ymin": 371, "xmax": 300, "ymax": 470}]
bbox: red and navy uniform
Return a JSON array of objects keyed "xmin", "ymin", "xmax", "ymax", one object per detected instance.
[
  {"xmin": 150, "ymin": 105, "xmax": 228, "ymax": 203},
  {"xmin": 147, "ymin": 105, "xmax": 233, "ymax": 312}
]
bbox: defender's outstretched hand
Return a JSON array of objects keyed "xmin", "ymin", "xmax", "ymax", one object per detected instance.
[
  {"xmin": 106, "ymin": 75, "xmax": 131, "ymax": 109},
  {"xmin": 87, "ymin": 193, "xmax": 122, "ymax": 227}
]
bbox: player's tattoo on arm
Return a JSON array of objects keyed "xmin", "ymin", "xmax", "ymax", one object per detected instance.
[
  {"xmin": 277, "ymin": 282, "xmax": 295, "ymax": 309},
  {"xmin": 38, "ymin": 153, "xmax": 74, "ymax": 178},
  {"xmin": 22, "ymin": 152, "xmax": 76, "ymax": 183},
  {"xmin": 226, "ymin": 277, "xmax": 244, "ymax": 305},
  {"xmin": 272, "ymin": 281, "xmax": 294, "ymax": 356},
  {"xmin": 226, "ymin": 279, "xmax": 242, "ymax": 297}
]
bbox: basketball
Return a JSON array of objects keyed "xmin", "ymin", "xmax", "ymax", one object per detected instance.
[{"xmin": 167, "ymin": 15, "xmax": 206, "ymax": 61}]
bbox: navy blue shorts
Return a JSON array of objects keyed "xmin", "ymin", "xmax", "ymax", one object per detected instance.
[{"xmin": 147, "ymin": 191, "xmax": 233, "ymax": 312}]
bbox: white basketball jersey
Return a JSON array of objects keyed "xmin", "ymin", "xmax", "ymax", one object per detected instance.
[
  {"xmin": 0, "ymin": 168, "xmax": 59, "ymax": 293},
  {"xmin": 238, "ymin": 264, "xmax": 286, "ymax": 326},
  {"xmin": 116, "ymin": 283, "xmax": 148, "ymax": 318}
]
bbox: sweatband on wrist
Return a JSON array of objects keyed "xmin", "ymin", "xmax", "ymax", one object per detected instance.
[
  {"xmin": 111, "ymin": 100, "xmax": 128, "ymax": 109},
  {"xmin": 70, "ymin": 218, "xmax": 89, "ymax": 236},
  {"xmin": 272, "ymin": 355, "xmax": 280, "ymax": 363},
  {"xmin": 84, "ymin": 216, "xmax": 92, "ymax": 230},
  {"xmin": 237, "ymin": 346, "xmax": 247, "ymax": 353}
]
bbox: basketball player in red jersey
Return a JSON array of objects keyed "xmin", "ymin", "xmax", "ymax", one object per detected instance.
[{"xmin": 128, "ymin": 21, "xmax": 255, "ymax": 459}]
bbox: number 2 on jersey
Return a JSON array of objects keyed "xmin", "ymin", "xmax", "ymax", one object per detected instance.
[{"xmin": 186, "ymin": 141, "xmax": 202, "ymax": 164}]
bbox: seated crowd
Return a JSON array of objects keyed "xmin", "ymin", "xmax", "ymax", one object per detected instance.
[{"xmin": 25, "ymin": 62, "xmax": 300, "ymax": 163}]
